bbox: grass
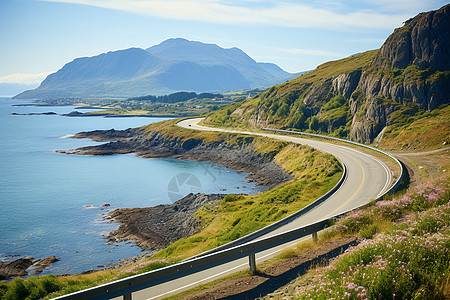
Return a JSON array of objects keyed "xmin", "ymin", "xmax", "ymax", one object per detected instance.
[
  {"xmin": 379, "ymin": 104, "xmax": 450, "ymax": 151},
  {"xmin": 0, "ymin": 259, "xmax": 179, "ymax": 299},
  {"xmin": 153, "ymin": 144, "xmax": 342, "ymax": 259},
  {"xmin": 297, "ymin": 181, "xmax": 450, "ymax": 300}
]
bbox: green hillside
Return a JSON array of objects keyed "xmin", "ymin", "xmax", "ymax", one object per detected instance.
[{"xmin": 204, "ymin": 5, "xmax": 450, "ymax": 150}]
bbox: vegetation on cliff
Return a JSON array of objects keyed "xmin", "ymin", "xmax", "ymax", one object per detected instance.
[{"xmin": 204, "ymin": 5, "xmax": 450, "ymax": 148}]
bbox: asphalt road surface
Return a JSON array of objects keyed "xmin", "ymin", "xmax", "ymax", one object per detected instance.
[{"xmin": 123, "ymin": 118, "xmax": 394, "ymax": 299}]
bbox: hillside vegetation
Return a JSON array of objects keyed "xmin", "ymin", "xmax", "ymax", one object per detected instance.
[
  {"xmin": 204, "ymin": 5, "xmax": 450, "ymax": 150},
  {"xmin": 296, "ymin": 181, "xmax": 449, "ymax": 299}
]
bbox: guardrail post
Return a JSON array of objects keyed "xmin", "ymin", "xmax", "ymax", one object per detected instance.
[
  {"xmin": 249, "ymin": 253, "xmax": 256, "ymax": 273},
  {"xmin": 123, "ymin": 293, "xmax": 132, "ymax": 300},
  {"xmin": 312, "ymin": 232, "xmax": 318, "ymax": 243}
]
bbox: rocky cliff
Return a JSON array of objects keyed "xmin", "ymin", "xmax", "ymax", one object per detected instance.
[
  {"xmin": 205, "ymin": 4, "xmax": 450, "ymax": 144},
  {"xmin": 347, "ymin": 4, "xmax": 449, "ymax": 142}
]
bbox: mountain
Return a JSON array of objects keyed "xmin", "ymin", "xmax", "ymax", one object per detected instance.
[
  {"xmin": 205, "ymin": 4, "xmax": 450, "ymax": 147},
  {"xmin": 14, "ymin": 39, "xmax": 296, "ymax": 99}
]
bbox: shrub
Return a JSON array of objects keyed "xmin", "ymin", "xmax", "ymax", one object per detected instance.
[{"xmin": 1, "ymin": 275, "xmax": 63, "ymax": 300}]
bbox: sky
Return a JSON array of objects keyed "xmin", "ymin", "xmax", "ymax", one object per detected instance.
[{"xmin": 0, "ymin": 0, "xmax": 448, "ymax": 91}]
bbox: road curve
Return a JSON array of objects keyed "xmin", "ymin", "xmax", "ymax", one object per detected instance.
[{"xmin": 131, "ymin": 117, "xmax": 394, "ymax": 300}]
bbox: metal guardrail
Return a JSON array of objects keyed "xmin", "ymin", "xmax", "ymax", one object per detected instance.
[
  {"xmin": 263, "ymin": 128, "xmax": 404, "ymax": 195},
  {"xmin": 55, "ymin": 127, "xmax": 403, "ymax": 300},
  {"xmin": 190, "ymin": 161, "xmax": 347, "ymax": 260},
  {"xmin": 53, "ymin": 219, "xmax": 331, "ymax": 300}
]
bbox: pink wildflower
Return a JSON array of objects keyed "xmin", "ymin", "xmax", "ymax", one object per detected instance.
[{"xmin": 347, "ymin": 282, "xmax": 357, "ymax": 290}]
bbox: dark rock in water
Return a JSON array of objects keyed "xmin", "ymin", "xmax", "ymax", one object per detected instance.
[
  {"xmin": 61, "ymin": 111, "xmax": 109, "ymax": 117},
  {"xmin": 27, "ymin": 256, "xmax": 59, "ymax": 275},
  {"xmin": 0, "ymin": 257, "xmax": 33, "ymax": 279},
  {"xmin": 0, "ymin": 256, "xmax": 59, "ymax": 279},
  {"xmin": 10, "ymin": 112, "xmax": 57, "ymax": 116},
  {"xmin": 63, "ymin": 111, "xmax": 85, "ymax": 117},
  {"xmin": 71, "ymin": 128, "xmax": 141, "ymax": 142}
]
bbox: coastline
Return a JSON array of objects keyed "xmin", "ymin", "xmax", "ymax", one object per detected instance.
[
  {"xmin": 59, "ymin": 127, "xmax": 293, "ymax": 188},
  {"xmin": 105, "ymin": 193, "xmax": 226, "ymax": 251},
  {"xmin": 58, "ymin": 125, "xmax": 294, "ymax": 267}
]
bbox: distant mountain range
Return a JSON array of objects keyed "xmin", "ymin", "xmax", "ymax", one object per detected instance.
[{"xmin": 14, "ymin": 39, "xmax": 298, "ymax": 99}]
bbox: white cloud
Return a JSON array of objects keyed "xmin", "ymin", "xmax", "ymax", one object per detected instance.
[
  {"xmin": 366, "ymin": 0, "xmax": 443, "ymax": 13},
  {"xmin": 0, "ymin": 72, "xmax": 51, "ymax": 85},
  {"xmin": 42, "ymin": 0, "xmax": 411, "ymax": 30}
]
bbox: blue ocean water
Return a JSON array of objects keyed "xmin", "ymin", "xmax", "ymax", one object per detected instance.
[{"xmin": 0, "ymin": 97, "xmax": 262, "ymax": 275}]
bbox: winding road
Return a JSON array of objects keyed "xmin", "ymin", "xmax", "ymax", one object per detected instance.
[{"xmin": 125, "ymin": 117, "xmax": 395, "ymax": 300}]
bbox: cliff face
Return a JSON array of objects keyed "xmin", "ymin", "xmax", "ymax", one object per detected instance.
[
  {"xmin": 207, "ymin": 4, "xmax": 450, "ymax": 144},
  {"xmin": 349, "ymin": 5, "xmax": 449, "ymax": 141},
  {"xmin": 373, "ymin": 5, "xmax": 450, "ymax": 71}
]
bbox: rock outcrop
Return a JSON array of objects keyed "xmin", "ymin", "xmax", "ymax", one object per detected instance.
[
  {"xmin": 0, "ymin": 256, "xmax": 59, "ymax": 280},
  {"xmin": 332, "ymin": 71, "xmax": 362, "ymax": 100},
  {"xmin": 373, "ymin": 5, "xmax": 450, "ymax": 71},
  {"xmin": 106, "ymin": 193, "xmax": 225, "ymax": 250}
]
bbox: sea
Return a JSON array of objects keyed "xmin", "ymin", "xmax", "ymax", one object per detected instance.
[{"xmin": 0, "ymin": 97, "xmax": 263, "ymax": 276}]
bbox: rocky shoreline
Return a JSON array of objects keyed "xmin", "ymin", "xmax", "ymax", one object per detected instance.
[
  {"xmin": 59, "ymin": 127, "xmax": 293, "ymax": 188},
  {"xmin": 56, "ymin": 126, "xmax": 293, "ymax": 269},
  {"xmin": 105, "ymin": 193, "xmax": 225, "ymax": 250}
]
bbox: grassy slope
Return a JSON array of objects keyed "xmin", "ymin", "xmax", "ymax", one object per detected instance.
[
  {"xmin": 203, "ymin": 50, "xmax": 377, "ymax": 131},
  {"xmin": 378, "ymin": 104, "xmax": 450, "ymax": 151},
  {"xmin": 290, "ymin": 176, "xmax": 450, "ymax": 299}
]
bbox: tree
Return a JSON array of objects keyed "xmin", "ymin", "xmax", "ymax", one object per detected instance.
[{"xmin": 310, "ymin": 116, "xmax": 319, "ymax": 131}]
